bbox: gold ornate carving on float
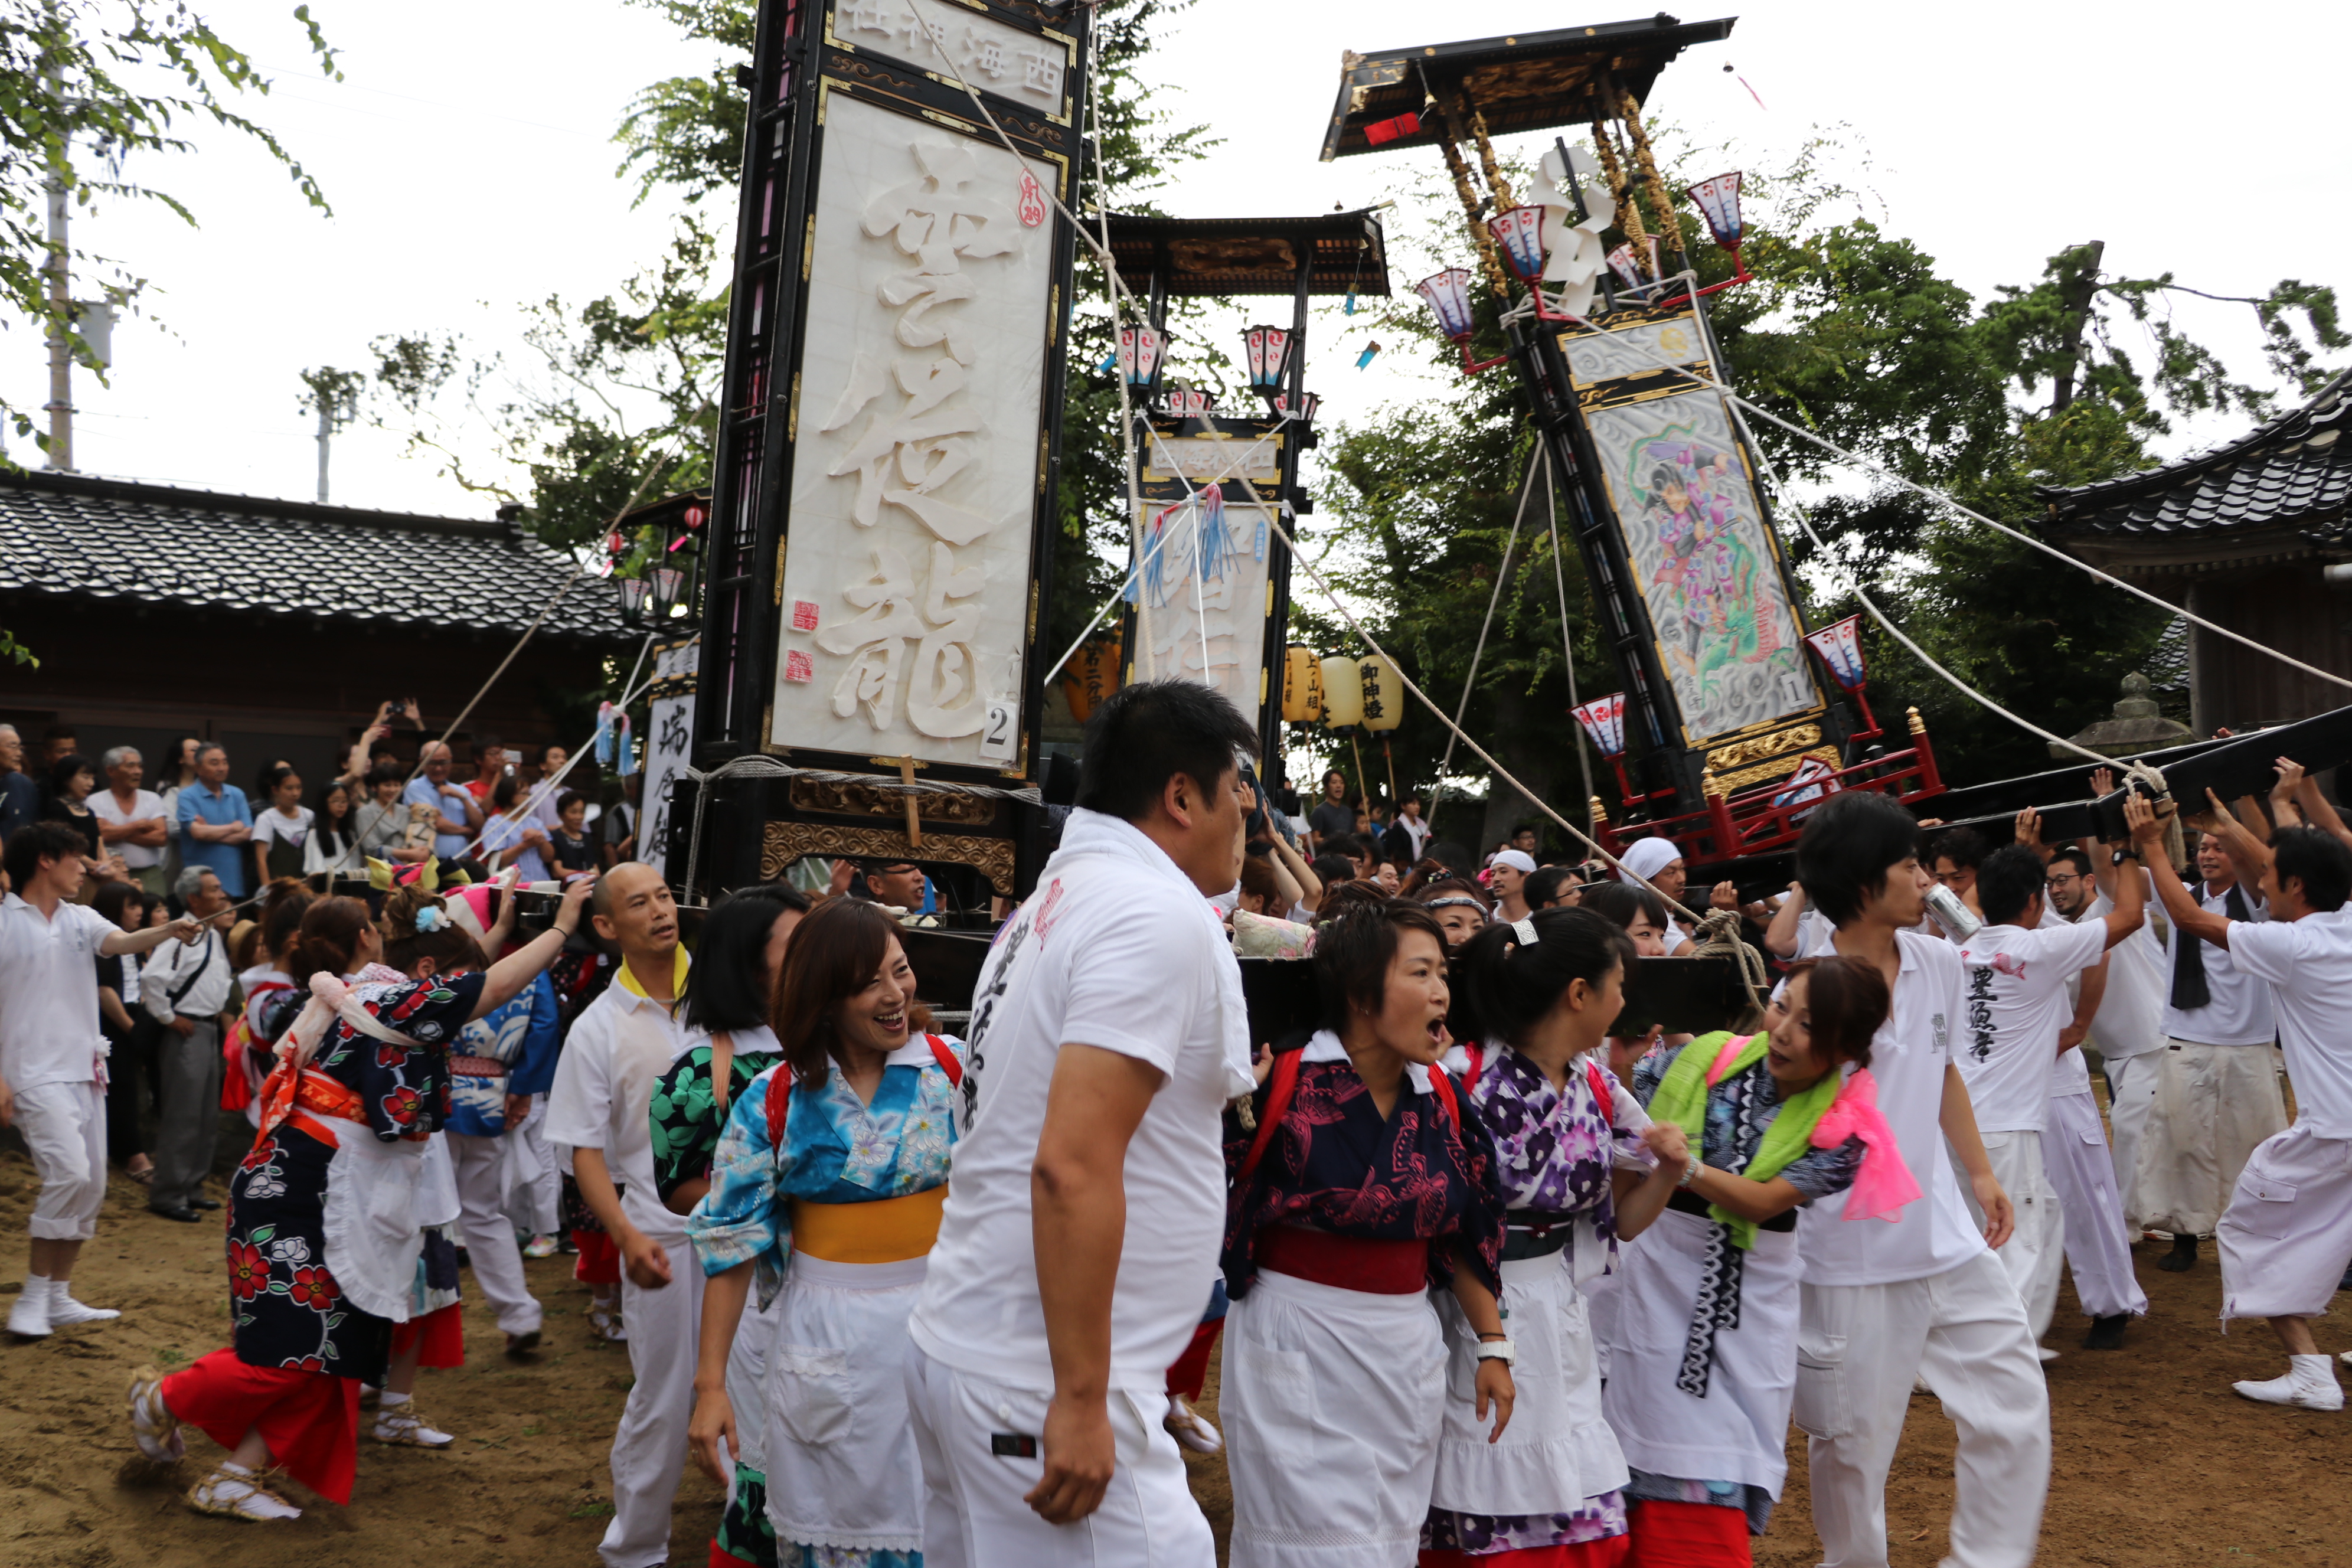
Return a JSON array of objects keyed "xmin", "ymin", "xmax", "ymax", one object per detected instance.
[
  {"xmin": 786, "ymin": 777, "xmax": 999, "ymax": 827},
  {"xmin": 1704, "ymin": 724, "xmax": 1822, "ymax": 774},
  {"xmin": 762, "ymin": 822, "xmax": 1016, "ymax": 895}
]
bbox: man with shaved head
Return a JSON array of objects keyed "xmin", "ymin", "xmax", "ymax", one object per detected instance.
[{"xmin": 545, "ymin": 861, "xmax": 698, "ymax": 1568}]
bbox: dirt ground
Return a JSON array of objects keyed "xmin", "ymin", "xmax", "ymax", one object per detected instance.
[{"xmin": 5, "ymin": 1135, "xmax": 2352, "ymax": 1568}]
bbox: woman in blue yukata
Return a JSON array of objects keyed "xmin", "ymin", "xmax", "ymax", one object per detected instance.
[
  {"xmin": 684, "ymin": 897, "xmax": 962, "ymax": 1568},
  {"xmin": 649, "ymin": 883, "xmax": 809, "ymax": 1568},
  {"xmin": 1425, "ymin": 907, "xmax": 1688, "ymax": 1568}
]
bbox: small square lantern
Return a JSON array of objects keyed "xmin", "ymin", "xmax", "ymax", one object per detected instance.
[
  {"xmin": 1242, "ymin": 325, "xmax": 1293, "ymax": 397},
  {"xmin": 1165, "ymin": 381, "xmax": 1211, "ymax": 418},
  {"xmin": 618, "ymin": 576, "xmax": 651, "ymax": 627},
  {"xmin": 1272, "ymin": 389, "xmax": 1321, "ymax": 425},
  {"xmin": 1414, "ymin": 269, "xmax": 1477, "ymax": 342},
  {"xmin": 650, "ymin": 566, "xmax": 687, "ymax": 618},
  {"xmin": 1117, "ymin": 324, "xmax": 1167, "ymax": 390},
  {"xmin": 1605, "ymin": 244, "xmax": 1645, "ymax": 290},
  {"xmin": 1488, "ymin": 205, "xmax": 1547, "ymax": 286},
  {"xmin": 1685, "ymin": 172, "xmax": 1744, "ymax": 254}
]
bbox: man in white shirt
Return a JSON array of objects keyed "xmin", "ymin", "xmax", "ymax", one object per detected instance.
[
  {"xmin": 0, "ymin": 822, "xmax": 202, "ymax": 1337},
  {"xmin": 140, "ymin": 866, "xmax": 236, "ymax": 1223},
  {"xmin": 2131, "ymin": 822, "xmax": 2284, "ymax": 1272},
  {"xmin": 90, "ymin": 746, "xmax": 171, "ymax": 899},
  {"xmin": 2066, "ymin": 778, "xmax": 2174, "ymax": 1216},
  {"xmin": 2036, "ymin": 842, "xmax": 2152, "ymax": 1350},
  {"xmin": 905, "ymin": 680, "xmax": 1256, "ymax": 1568},
  {"xmin": 2129, "ymin": 793, "xmax": 2352, "ymax": 1410},
  {"xmin": 545, "ymin": 862, "xmax": 696, "ymax": 1568},
  {"xmin": 1954, "ymin": 834, "xmax": 2143, "ymax": 1353},
  {"xmin": 1790, "ymin": 792, "xmax": 2049, "ymax": 1568}
]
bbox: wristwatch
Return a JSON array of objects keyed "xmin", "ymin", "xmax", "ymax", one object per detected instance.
[
  {"xmin": 2112, "ymin": 847, "xmax": 2139, "ymax": 866},
  {"xmin": 1473, "ymin": 1338, "xmax": 1517, "ymax": 1365}
]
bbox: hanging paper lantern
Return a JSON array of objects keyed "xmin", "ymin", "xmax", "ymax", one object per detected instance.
[
  {"xmin": 1605, "ymin": 244, "xmax": 1645, "ymax": 289},
  {"xmin": 1243, "ymin": 325, "xmax": 1292, "ymax": 396},
  {"xmin": 1059, "ymin": 636, "xmax": 1123, "ymax": 723},
  {"xmin": 1281, "ymin": 645, "xmax": 1324, "ymax": 723},
  {"xmin": 1803, "ymin": 615, "xmax": 1867, "ymax": 692},
  {"xmin": 1360, "ymin": 653, "xmax": 1403, "ymax": 733},
  {"xmin": 1318, "ymin": 655, "xmax": 1364, "ymax": 727}
]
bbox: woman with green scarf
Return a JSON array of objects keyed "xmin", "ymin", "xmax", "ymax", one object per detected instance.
[{"xmin": 1602, "ymin": 957, "xmax": 1912, "ymax": 1566}]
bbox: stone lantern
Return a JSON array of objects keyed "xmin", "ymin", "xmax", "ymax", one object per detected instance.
[{"xmin": 2053, "ymin": 671, "xmax": 2194, "ymax": 759}]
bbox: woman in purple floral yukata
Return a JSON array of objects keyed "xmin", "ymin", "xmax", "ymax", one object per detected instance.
[{"xmin": 1425, "ymin": 907, "xmax": 1687, "ymax": 1568}]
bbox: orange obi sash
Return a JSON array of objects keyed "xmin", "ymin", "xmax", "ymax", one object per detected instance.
[
  {"xmin": 255, "ymin": 1065, "xmax": 410, "ymax": 1151},
  {"xmin": 789, "ymin": 1185, "xmax": 947, "ymax": 1265}
]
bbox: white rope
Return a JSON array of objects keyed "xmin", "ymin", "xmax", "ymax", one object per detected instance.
[
  {"xmin": 1545, "ymin": 295, "xmax": 2352, "ymax": 695},
  {"xmin": 1426, "ymin": 446, "xmax": 1543, "ymax": 833},
  {"xmin": 1542, "ymin": 445, "xmax": 1600, "ymax": 819},
  {"xmin": 1662, "ymin": 305, "xmax": 2130, "ymax": 770},
  {"xmin": 455, "ymin": 631, "xmax": 661, "ymax": 863},
  {"xmin": 1154, "ymin": 396, "xmax": 1701, "ymax": 922}
]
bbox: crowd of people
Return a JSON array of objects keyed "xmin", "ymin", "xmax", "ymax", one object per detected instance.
[{"xmin": 2, "ymin": 680, "xmax": 2350, "ymax": 1568}]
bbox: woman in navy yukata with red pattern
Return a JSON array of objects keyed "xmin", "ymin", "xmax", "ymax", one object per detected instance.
[{"xmin": 126, "ymin": 877, "xmax": 595, "ymax": 1523}]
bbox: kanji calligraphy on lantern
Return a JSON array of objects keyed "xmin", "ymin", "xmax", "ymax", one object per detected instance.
[
  {"xmin": 835, "ymin": 0, "xmax": 1073, "ymax": 118},
  {"xmin": 769, "ymin": 93, "xmax": 1057, "ymax": 766}
]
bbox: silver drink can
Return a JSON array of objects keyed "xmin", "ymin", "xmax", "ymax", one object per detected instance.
[{"xmin": 1923, "ymin": 883, "xmax": 1981, "ymax": 941}]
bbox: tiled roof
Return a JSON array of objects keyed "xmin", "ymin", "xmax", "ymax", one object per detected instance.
[
  {"xmin": 0, "ymin": 469, "xmax": 635, "ymax": 644},
  {"xmin": 2039, "ymin": 371, "xmax": 2352, "ymax": 541}
]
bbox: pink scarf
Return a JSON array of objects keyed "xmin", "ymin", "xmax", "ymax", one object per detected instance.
[{"xmin": 1810, "ymin": 1068, "xmax": 1922, "ymax": 1222}]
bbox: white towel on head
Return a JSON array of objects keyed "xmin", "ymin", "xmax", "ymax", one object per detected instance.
[{"xmin": 1615, "ymin": 837, "xmax": 1683, "ymax": 885}]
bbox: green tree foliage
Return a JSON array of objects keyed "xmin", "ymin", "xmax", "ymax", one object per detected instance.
[{"xmin": 1310, "ymin": 140, "xmax": 2346, "ymax": 841}]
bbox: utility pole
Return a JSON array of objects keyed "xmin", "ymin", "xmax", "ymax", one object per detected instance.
[
  {"xmin": 298, "ymin": 367, "xmax": 364, "ymax": 504},
  {"xmin": 2050, "ymin": 239, "xmax": 2105, "ymax": 416},
  {"xmin": 42, "ymin": 1, "xmax": 73, "ymax": 472}
]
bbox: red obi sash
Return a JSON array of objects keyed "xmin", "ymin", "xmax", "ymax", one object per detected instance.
[{"xmin": 1256, "ymin": 1224, "xmax": 1430, "ymax": 1295}]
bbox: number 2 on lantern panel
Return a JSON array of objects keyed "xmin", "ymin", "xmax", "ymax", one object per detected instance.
[{"xmin": 978, "ymin": 701, "xmax": 1018, "ymax": 762}]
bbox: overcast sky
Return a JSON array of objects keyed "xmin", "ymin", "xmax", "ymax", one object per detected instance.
[{"xmin": 18, "ymin": 0, "xmax": 2346, "ymax": 520}]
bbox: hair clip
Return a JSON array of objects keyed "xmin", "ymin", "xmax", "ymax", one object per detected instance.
[
  {"xmin": 414, "ymin": 905, "xmax": 448, "ymax": 933},
  {"xmin": 1511, "ymin": 917, "xmax": 1538, "ymax": 946}
]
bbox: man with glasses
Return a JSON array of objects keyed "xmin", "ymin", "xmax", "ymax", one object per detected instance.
[{"xmin": 2028, "ymin": 837, "xmax": 2154, "ymax": 1350}]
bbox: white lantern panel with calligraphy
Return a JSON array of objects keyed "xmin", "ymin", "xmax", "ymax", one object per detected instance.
[{"xmin": 768, "ymin": 92, "xmax": 1057, "ymax": 767}]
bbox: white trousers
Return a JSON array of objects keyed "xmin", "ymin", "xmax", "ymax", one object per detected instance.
[
  {"xmin": 2129, "ymin": 1040, "xmax": 2288, "ymax": 1236},
  {"xmin": 2040, "ymin": 1092, "xmax": 2148, "ymax": 1321},
  {"xmin": 903, "ymin": 1342, "xmax": 1214, "ymax": 1568},
  {"xmin": 599, "ymin": 1241, "xmax": 705, "ymax": 1568},
  {"xmin": 516, "ymin": 1095, "xmax": 561, "ymax": 1236},
  {"xmin": 1975, "ymin": 1132, "xmax": 2064, "ymax": 1341},
  {"xmin": 1796, "ymin": 1249, "xmax": 2052, "ymax": 1568},
  {"xmin": 2102, "ymin": 1053, "xmax": 2160, "ymax": 1231},
  {"xmin": 2217, "ymin": 1124, "xmax": 2352, "ymax": 1322},
  {"xmin": 446, "ymin": 1131, "xmax": 543, "ymax": 1336},
  {"xmin": 19, "ymin": 1080, "xmax": 106, "ymax": 1242}
]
